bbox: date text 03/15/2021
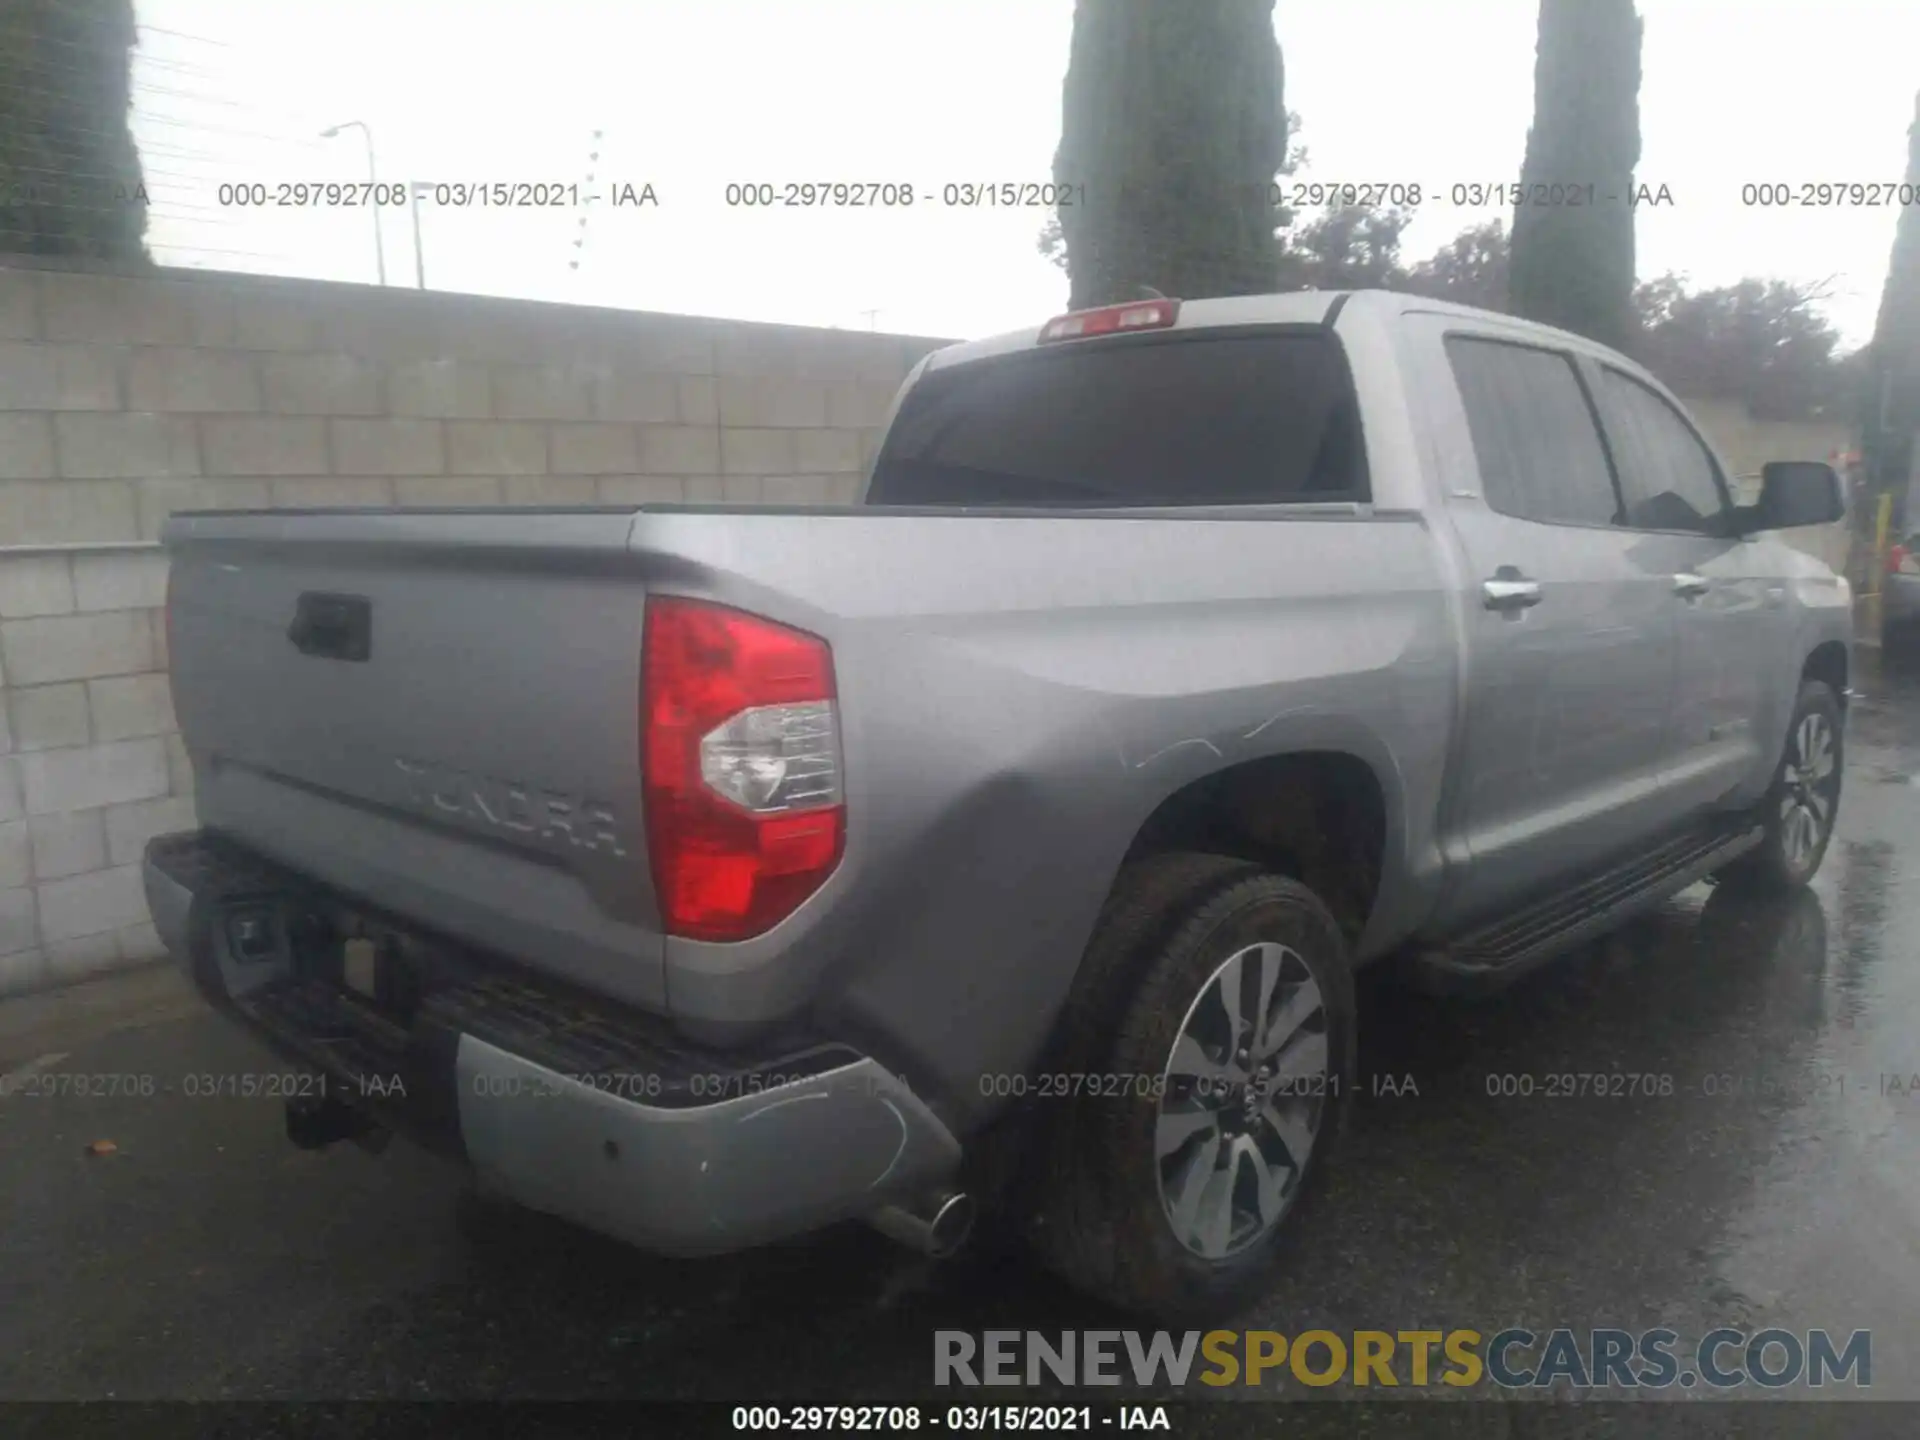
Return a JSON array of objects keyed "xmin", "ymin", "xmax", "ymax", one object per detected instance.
[{"xmin": 729, "ymin": 1406, "xmax": 1172, "ymax": 1432}]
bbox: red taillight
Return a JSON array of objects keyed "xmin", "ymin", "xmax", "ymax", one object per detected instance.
[
  {"xmin": 1038, "ymin": 297, "xmax": 1180, "ymax": 343},
  {"xmin": 1889, "ymin": 544, "xmax": 1915, "ymax": 576},
  {"xmin": 641, "ymin": 597, "xmax": 845, "ymax": 942}
]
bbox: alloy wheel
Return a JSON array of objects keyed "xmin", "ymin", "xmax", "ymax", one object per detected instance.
[
  {"xmin": 1780, "ymin": 710, "xmax": 1839, "ymax": 871},
  {"xmin": 1154, "ymin": 940, "xmax": 1329, "ymax": 1260}
]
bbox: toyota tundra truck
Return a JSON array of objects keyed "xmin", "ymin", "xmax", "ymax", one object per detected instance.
[{"xmin": 145, "ymin": 288, "xmax": 1852, "ymax": 1321}]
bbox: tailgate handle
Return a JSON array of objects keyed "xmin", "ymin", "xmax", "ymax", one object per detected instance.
[{"xmin": 289, "ymin": 592, "xmax": 372, "ymax": 661}]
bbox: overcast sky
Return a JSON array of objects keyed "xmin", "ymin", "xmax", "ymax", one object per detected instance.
[{"xmin": 114, "ymin": 0, "xmax": 1918, "ymax": 349}]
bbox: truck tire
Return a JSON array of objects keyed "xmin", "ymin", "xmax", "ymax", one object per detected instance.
[
  {"xmin": 1027, "ymin": 853, "xmax": 1356, "ymax": 1323},
  {"xmin": 1719, "ymin": 680, "xmax": 1844, "ymax": 895}
]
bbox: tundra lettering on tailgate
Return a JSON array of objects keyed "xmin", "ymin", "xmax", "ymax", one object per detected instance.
[{"xmin": 392, "ymin": 756, "xmax": 627, "ymax": 856}]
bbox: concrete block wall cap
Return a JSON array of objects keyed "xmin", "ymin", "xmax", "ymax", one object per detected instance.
[
  {"xmin": 0, "ymin": 541, "xmax": 164, "ymax": 556},
  {"xmin": 0, "ymin": 258, "xmax": 961, "ymax": 345}
]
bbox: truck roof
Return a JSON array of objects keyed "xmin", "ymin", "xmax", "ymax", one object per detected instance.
[{"xmin": 926, "ymin": 288, "xmax": 1633, "ymax": 375}]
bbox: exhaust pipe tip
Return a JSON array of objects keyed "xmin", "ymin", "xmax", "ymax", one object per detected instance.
[
  {"xmin": 869, "ymin": 1190, "xmax": 976, "ymax": 1259},
  {"xmin": 926, "ymin": 1192, "xmax": 977, "ymax": 1258}
]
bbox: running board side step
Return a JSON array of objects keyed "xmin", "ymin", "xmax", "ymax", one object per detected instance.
[{"xmin": 1409, "ymin": 823, "xmax": 1766, "ymax": 994}]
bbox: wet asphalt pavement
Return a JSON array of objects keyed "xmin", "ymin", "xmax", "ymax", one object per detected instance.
[{"xmin": 3, "ymin": 656, "xmax": 1919, "ymax": 1434}]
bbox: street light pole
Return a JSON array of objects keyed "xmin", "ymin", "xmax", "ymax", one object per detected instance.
[
  {"xmin": 321, "ymin": 121, "xmax": 386, "ymax": 286},
  {"xmin": 409, "ymin": 183, "xmax": 426, "ymax": 289}
]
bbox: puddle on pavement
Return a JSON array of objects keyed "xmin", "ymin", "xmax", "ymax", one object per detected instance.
[{"xmin": 1695, "ymin": 783, "xmax": 1920, "ymax": 1396}]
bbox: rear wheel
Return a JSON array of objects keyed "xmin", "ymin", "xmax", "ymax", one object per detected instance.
[
  {"xmin": 1720, "ymin": 680, "xmax": 1844, "ymax": 894},
  {"xmin": 1027, "ymin": 854, "xmax": 1356, "ymax": 1322}
]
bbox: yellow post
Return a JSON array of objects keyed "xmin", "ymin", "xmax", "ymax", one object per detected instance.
[{"xmin": 1866, "ymin": 490, "xmax": 1894, "ymax": 645}]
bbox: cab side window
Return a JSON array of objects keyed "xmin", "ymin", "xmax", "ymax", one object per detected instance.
[
  {"xmin": 1445, "ymin": 336, "xmax": 1622, "ymax": 527},
  {"xmin": 1595, "ymin": 368, "xmax": 1730, "ymax": 535}
]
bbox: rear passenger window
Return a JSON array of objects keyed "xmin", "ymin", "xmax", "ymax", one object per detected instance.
[
  {"xmin": 1594, "ymin": 368, "xmax": 1729, "ymax": 534},
  {"xmin": 1445, "ymin": 336, "xmax": 1621, "ymax": 527}
]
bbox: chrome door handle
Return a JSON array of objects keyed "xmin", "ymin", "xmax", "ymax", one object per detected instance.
[
  {"xmin": 1673, "ymin": 573, "xmax": 1710, "ymax": 598},
  {"xmin": 1482, "ymin": 577, "xmax": 1542, "ymax": 610}
]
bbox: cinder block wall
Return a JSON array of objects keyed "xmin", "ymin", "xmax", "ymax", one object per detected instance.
[{"xmin": 0, "ymin": 259, "xmax": 954, "ymax": 996}]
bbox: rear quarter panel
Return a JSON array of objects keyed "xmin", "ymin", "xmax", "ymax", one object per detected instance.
[{"xmin": 633, "ymin": 507, "xmax": 1455, "ymax": 1127}]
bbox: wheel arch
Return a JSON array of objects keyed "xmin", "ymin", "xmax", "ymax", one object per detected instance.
[
  {"xmin": 1026, "ymin": 744, "xmax": 1400, "ymax": 1086},
  {"xmin": 1115, "ymin": 748, "xmax": 1397, "ymax": 948},
  {"xmin": 1803, "ymin": 639, "xmax": 1848, "ymax": 707}
]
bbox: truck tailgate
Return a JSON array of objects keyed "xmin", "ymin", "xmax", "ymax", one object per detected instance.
[{"xmin": 165, "ymin": 508, "xmax": 668, "ymax": 1011}]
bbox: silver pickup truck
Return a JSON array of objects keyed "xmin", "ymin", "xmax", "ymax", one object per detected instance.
[{"xmin": 145, "ymin": 289, "xmax": 1851, "ymax": 1322}]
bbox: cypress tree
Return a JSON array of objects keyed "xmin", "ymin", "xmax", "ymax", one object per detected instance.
[
  {"xmin": 0, "ymin": 0, "xmax": 150, "ymax": 261},
  {"xmin": 1051, "ymin": 0, "xmax": 1286, "ymax": 308},
  {"xmin": 1864, "ymin": 93, "xmax": 1920, "ymax": 525},
  {"xmin": 1508, "ymin": 0, "xmax": 1642, "ymax": 351}
]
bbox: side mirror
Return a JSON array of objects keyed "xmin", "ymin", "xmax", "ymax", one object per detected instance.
[{"xmin": 1753, "ymin": 461, "xmax": 1845, "ymax": 530}]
